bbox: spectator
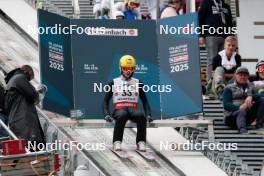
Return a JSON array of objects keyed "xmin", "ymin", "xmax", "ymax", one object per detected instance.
[
  {"xmin": 99, "ymin": 8, "xmax": 111, "ymax": 19},
  {"xmin": 93, "ymin": 0, "xmax": 112, "ymax": 19},
  {"xmin": 198, "ymin": 0, "xmax": 233, "ymax": 81},
  {"xmin": 209, "ymin": 36, "xmax": 241, "ymax": 97},
  {"xmin": 142, "ymin": 13, "xmax": 151, "ymax": 20},
  {"xmin": 114, "ymin": 11, "xmax": 125, "ymax": 20},
  {"xmin": 160, "ymin": 0, "xmax": 185, "ymax": 19},
  {"xmin": 195, "ymin": 0, "xmax": 202, "ymax": 11},
  {"xmin": 223, "ymin": 66, "xmax": 264, "ymax": 134},
  {"xmin": 36, "ymin": 0, "xmax": 44, "ymax": 9},
  {"xmin": 142, "ymin": 0, "xmax": 165, "ymax": 19},
  {"xmin": 124, "ymin": 0, "xmax": 141, "ymax": 19},
  {"xmin": 100, "ymin": 0, "xmax": 112, "ymax": 19},
  {"xmin": 5, "ymin": 65, "xmax": 45, "ymax": 146},
  {"xmin": 253, "ymin": 60, "xmax": 264, "ymax": 94},
  {"xmin": 0, "ymin": 80, "xmax": 7, "ymax": 138},
  {"xmin": 93, "ymin": 0, "xmax": 102, "ymax": 19}
]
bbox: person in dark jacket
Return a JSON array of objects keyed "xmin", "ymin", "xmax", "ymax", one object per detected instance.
[
  {"xmin": 0, "ymin": 80, "xmax": 8, "ymax": 138},
  {"xmin": 198, "ymin": 0, "xmax": 233, "ymax": 81},
  {"xmin": 103, "ymin": 55, "xmax": 153, "ymax": 152},
  {"xmin": 5, "ymin": 65, "xmax": 45, "ymax": 146},
  {"xmin": 223, "ymin": 67, "xmax": 264, "ymax": 134}
]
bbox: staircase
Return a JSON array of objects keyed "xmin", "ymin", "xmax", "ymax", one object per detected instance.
[
  {"xmin": 179, "ymin": 99, "xmax": 264, "ymax": 176},
  {"xmin": 49, "ymin": 0, "xmax": 74, "ymax": 18},
  {"xmin": 78, "ymin": 0, "xmax": 95, "ymax": 19},
  {"xmin": 204, "ymin": 99, "xmax": 264, "ymax": 175}
]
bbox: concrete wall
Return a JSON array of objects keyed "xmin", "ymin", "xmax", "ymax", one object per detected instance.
[{"xmin": 237, "ymin": 0, "xmax": 264, "ymax": 73}]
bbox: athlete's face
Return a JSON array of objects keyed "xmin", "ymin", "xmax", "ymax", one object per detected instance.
[{"xmin": 122, "ymin": 67, "xmax": 134, "ymax": 79}]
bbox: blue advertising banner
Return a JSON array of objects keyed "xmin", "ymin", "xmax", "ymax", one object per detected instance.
[
  {"xmin": 38, "ymin": 10, "xmax": 202, "ymax": 119},
  {"xmin": 158, "ymin": 13, "xmax": 202, "ymax": 118},
  {"xmin": 38, "ymin": 10, "xmax": 74, "ymax": 116},
  {"xmin": 71, "ymin": 20, "xmax": 160, "ymax": 118}
]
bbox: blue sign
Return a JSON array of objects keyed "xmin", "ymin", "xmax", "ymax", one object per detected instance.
[{"xmin": 38, "ymin": 10, "xmax": 202, "ymax": 119}]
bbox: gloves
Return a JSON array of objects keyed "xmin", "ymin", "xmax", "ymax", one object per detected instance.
[
  {"xmin": 37, "ymin": 85, "xmax": 48, "ymax": 102},
  {"xmin": 146, "ymin": 115, "xmax": 154, "ymax": 123},
  {"xmin": 104, "ymin": 115, "xmax": 113, "ymax": 122},
  {"xmin": 37, "ymin": 84, "xmax": 48, "ymax": 94}
]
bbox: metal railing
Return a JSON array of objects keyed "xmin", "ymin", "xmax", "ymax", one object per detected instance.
[
  {"xmin": 0, "ymin": 119, "xmax": 18, "ymax": 140},
  {"xmin": 36, "ymin": 108, "xmax": 106, "ymax": 176},
  {"xmin": 0, "ymin": 62, "xmax": 106, "ymax": 176}
]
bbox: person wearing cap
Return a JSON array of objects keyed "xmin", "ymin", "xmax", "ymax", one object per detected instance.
[
  {"xmin": 114, "ymin": 11, "xmax": 125, "ymax": 20},
  {"xmin": 222, "ymin": 66, "xmax": 264, "ymax": 134},
  {"xmin": 102, "ymin": 55, "xmax": 153, "ymax": 152},
  {"xmin": 253, "ymin": 60, "xmax": 264, "ymax": 94}
]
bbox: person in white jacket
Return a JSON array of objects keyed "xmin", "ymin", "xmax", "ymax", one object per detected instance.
[
  {"xmin": 93, "ymin": 0, "xmax": 112, "ymax": 19},
  {"xmin": 114, "ymin": 0, "xmax": 165, "ymax": 20}
]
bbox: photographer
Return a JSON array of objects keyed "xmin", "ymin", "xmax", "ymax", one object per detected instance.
[{"xmin": 5, "ymin": 65, "xmax": 46, "ymax": 146}]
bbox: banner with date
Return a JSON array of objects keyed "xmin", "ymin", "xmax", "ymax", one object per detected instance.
[
  {"xmin": 38, "ymin": 10, "xmax": 74, "ymax": 116},
  {"xmin": 158, "ymin": 13, "xmax": 202, "ymax": 118},
  {"xmin": 38, "ymin": 10, "xmax": 202, "ymax": 119},
  {"xmin": 70, "ymin": 20, "xmax": 161, "ymax": 119}
]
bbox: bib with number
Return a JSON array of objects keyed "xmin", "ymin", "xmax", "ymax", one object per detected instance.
[{"xmin": 113, "ymin": 77, "xmax": 139, "ymax": 109}]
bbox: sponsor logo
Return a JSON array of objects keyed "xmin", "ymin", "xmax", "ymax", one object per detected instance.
[
  {"xmin": 84, "ymin": 64, "xmax": 99, "ymax": 74},
  {"xmin": 86, "ymin": 28, "xmax": 138, "ymax": 37}
]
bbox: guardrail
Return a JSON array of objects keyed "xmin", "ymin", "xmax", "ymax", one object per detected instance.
[{"xmin": 0, "ymin": 119, "xmax": 18, "ymax": 140}]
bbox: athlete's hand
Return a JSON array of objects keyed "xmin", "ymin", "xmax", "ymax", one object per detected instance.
[
  {"xmin": 146, "ymin": 115, "xmax": 154, "ymax": 123},
  {"xmin": 105, "ymin": 115, "xmax": 113, "ymax": 122}
]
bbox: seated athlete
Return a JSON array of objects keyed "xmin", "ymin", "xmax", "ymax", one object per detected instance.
[{"xmin": 103, "ymin": 55, "xmax": 153, "ymax": 152}]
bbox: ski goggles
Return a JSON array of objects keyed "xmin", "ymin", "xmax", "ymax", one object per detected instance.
[
  {"xmin": 121, "ymin": 67, "xmax": 135, "ymax": 72},
  {"xmin": 257, "ymin": 65, "xmax": 264, "ymax": 73}
]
